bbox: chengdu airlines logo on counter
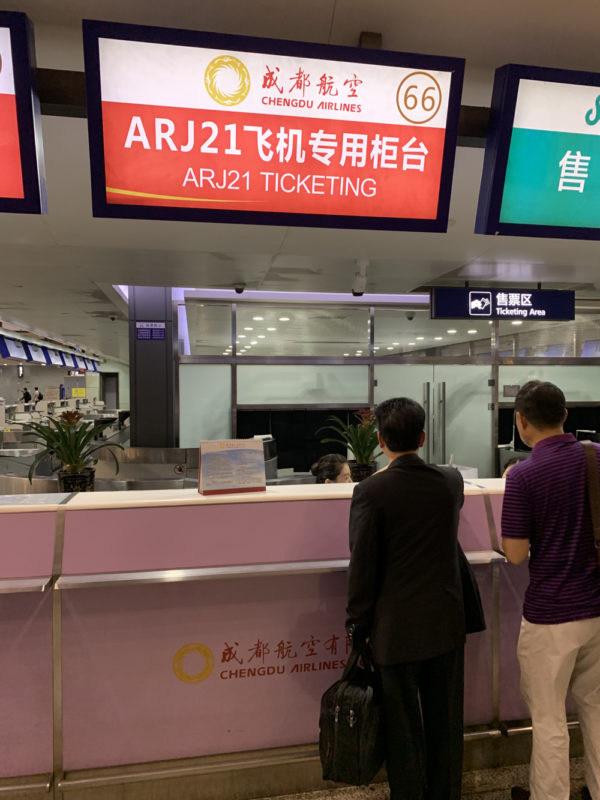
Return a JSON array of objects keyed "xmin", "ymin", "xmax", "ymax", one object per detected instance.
[
  {"xmin": 0, "ymin": 26, "xmax": 25, "ymax": 200},
  {"xmin": 94, "ymin": 34, "xmax": 457, "ymax": 221},
  {"xmin": 205, "ymin": 55, "xmax": 251, "ymax": 106}
]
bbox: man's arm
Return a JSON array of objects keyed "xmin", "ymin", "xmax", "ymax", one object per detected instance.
[
  {"xmin": 501, "ymin": 468, "xmax": 532, "ymax": 565},
  {"xmin": 345, "ymin": 483, "xmax": 381, "ymax": 640}
]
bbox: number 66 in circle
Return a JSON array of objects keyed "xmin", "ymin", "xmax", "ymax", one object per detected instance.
[{"xmin": 396, "ymin": 72, "xmax": 442, "ymax": 125}]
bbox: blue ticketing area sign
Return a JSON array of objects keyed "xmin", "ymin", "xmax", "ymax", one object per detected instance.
[
  {"xmin": 476, "ymin": 64, "xmax": 600, "ymax": 239},
  {"xmin": 431, "ymin": 288, "xmax": 575, "ymax": 321}
]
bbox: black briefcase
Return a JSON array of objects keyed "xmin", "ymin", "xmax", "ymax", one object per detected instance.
[{"xmin": 319, "ymin": 647, "xmax": 385, "ymax": 785}]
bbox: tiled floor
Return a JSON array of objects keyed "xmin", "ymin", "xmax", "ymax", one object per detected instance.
[{"xmin": 262, "ymin": 758, "xmax": 587, "ymax": 800}]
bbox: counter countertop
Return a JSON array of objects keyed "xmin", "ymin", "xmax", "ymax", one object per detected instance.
[{"xmin": 0, "ymin": 478, "xmax": 506, "ymax": 513}]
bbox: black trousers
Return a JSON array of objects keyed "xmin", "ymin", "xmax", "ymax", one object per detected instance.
[{"xmin": 378, "ymin": 645, "xmax": 464, "ymax": 800}]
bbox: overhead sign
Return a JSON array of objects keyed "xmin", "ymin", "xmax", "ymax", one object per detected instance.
[
  {"xmin": 431, "ymin": 288, "xmax": 575, "ymax": 320},
  {"xmin": 0, "ymin": 11, "xmax": 46, "ymax": 214},
  {"xmin": 83, "ymin": 20, "xmax": 464, "ymax": 231},
  {"xmin": 476, "ymin": 64, "xmax": 600, "ymax": 239}
]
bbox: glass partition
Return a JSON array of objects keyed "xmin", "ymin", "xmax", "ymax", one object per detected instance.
[
  {"xmin": 185, "ymin": 303, "xmax": 232, "ymax": 355},
  {"xmin": 237, "ymin": 365, "xmax": 368, "ymax": 405},
  {"xmin": 236, "ymin": 304, "xmax": 369, "ymax": 357},
  {"xmin": 179, "ymin": 364, "xmax": 231, "ymax": 447}
]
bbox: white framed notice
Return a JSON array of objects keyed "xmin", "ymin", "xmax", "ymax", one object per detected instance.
[{"xmin": 199, "ymin": 439, "xmax": 266, "ymax": 495}]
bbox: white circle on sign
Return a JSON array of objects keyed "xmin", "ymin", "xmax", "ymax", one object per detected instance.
[{"xmin": 396, "ymin": 72, "xmax": 442, "ymax": 125}]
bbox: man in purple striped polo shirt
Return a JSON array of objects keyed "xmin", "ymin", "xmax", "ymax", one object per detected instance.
[{"xmin": 502, "ymin": 380, "xmax": 600, "ymax": 800}]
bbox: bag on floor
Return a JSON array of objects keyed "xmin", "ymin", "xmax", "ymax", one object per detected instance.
[{"xmin": 318, "ymin": 646, "xmax": 385, "ymax": 785}]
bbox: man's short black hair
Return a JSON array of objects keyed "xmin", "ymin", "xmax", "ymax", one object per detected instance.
[
  {"xmin": 515, "ymin": 380, "xmax": 566, "ymax": 428},
  {"xmin": 375, "ymin": 397, "xmax": 425, "ymax": 452}
]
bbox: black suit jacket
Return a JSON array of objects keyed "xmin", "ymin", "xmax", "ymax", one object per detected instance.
[{"xmin": 346, "ymin": 454, "xmax": 466, "ymax": 665}]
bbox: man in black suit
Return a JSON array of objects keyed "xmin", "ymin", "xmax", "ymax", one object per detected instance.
[{"xmin": 346, "ymin": 397, "xmax": 466, "ymax": 800}]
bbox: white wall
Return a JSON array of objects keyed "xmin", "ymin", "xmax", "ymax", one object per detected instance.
[{"xmin": 0, "ymin": 362, "xmax": 67, "ymax": 404}]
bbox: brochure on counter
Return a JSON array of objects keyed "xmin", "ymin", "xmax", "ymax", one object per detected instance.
[{"xmin": 198, "ymin": 439, "xmax": 266, "ymax": 495}]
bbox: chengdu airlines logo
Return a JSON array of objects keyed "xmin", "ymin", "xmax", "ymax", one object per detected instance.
[{"xmin": 204, "ymin": 55, "xmax": 251, "ymax": 106}]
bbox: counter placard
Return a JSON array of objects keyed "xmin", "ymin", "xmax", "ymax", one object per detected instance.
[
  {"xmin": 0, "ymin": 11, "xmax": 46, "ymax": 214},
  {"xmin": 83, "ymin": 19, "xmax": 464, "ymax": 232},
  {"xmin": 199, "ymin": 439, "xmax": 266, "ymax": 495}
]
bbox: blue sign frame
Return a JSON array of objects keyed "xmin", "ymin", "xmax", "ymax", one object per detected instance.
[
  {"xmin": 476, "ymin": 63, "xmax": 600, "ymax": 240},
  {"xmin": 82, "ymin": 18, "xmax": 464, "ymax": 232},
  {"xmin": 0, "ymin": 11, "xmax": 46, "ymax": 215},
  {"xmin": 431, "ymin": 287, "xmax": 575, "ymax": 321}
]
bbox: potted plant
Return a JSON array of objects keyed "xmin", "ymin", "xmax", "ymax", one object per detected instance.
[
  {"xmin": 24, "ymin": 410, "xmax": 124, "ymax": 492},
  {"xmin": 317, "ymin": 409, "xmax": 382, "ymax": 482}
]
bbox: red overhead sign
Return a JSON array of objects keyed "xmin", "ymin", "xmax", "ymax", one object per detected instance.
[
  {"xmin": 0, "ymin": 12, "xmax": 45, "ymax": 214},
  {"xmin": 84, "ymin": 22, "xmax": 464, "ymax": 231},
  {"xmin": 0, "ymin": 27, "xmax": 24, "ymax": 199}
]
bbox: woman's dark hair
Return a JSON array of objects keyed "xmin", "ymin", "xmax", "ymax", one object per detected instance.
[
  {"xmin": 375, "ymin": 397, "xmax": 425, "ymax": 452},
  {"xmin": 515, "ymin": 380, "xmax": 566, "ymax": 428},
  {"xmin": 311, "ymin": 453, "xmax": 348, "ymax": 483}
]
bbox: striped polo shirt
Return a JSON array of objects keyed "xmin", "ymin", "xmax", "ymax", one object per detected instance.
[{"xmin": 502, "ymin": 433, "xmax": 600, "ymax": 624}]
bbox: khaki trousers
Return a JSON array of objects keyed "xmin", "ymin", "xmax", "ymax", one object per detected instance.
[{"xmin": 517, "ymin": 615, "xmax": 600, "ymax": 800}]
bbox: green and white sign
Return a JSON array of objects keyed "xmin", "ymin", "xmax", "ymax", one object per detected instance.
[{"xmin": 476, "ymin": 65, "xmax": 600, "ymax": 239}]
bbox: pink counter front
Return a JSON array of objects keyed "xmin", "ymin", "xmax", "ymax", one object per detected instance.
[{"xmin": 0, "ymin": 480, "xmax": 529, "ymax": 789}]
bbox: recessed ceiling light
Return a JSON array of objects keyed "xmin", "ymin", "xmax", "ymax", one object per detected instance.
[
  {"xmin": 373, "ymin": 346, "xmax": 380, "ymax": 350},
  {"xmin": 250, "ymin": 340, "xmax": 258, "ymax": 345},
  {"xmin": 511, "ymin": 321, "xmax": 523, "ymax": 326},
  {"xmin": 447, "ymin": 329, "xmax": 457, "ymax": 334},
  {"xmin": 267, "ymin": 327, "xmax": 276, "ymax": 331},
  {"xmin": 244, "ymin": 327, "xmax": 253, "ymax": 331},
  {"xmin": 238, "ymin": 334, "xmax": 246, "ymax": 339},
  {"xmin": 252, "ymin": 316, "xmax": 264, "ymax": 321},
  {"xmin": 343, "ymin": 353, "xmax": 350, "ymax": 356},
  {"xmin": 279, "ymin": 316, "xmax": 290, "ymax": 321},
  {"xmin": 408, "ymin": 342, "xmax": 416, "ymax": 346},
  {"xmin": 257, "ymin": 335, "xmax": 265, "ymax": 339},
  {"xmin": 468, "ymin": 329, "xmax": 478, "ymax": 334},
  {"xmin": 416, "ymin": 336, "xmax": 424, "ymax": 341},
  {"xmin": 386, "ymin": 346, "xmax": 394, "ymax": 350},
  {"xmin": 392, "ymin": 341, "xmax": 400, "ymax": 346},
  {"xmin": 488, "ymin": 321, "xmax": 493, "ymax": 325},
  {"xmin": 434, "ymin": 336, "xmax": 443, "ymax": 341}
]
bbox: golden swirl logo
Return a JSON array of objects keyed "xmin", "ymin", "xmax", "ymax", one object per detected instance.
[
  {"xmin": 172, "ymin": 642, "xmax": 215, "ymax": 684},
  {"xmin": 204, "ymin": 55, "xmax": 251, "ymax": 106}
]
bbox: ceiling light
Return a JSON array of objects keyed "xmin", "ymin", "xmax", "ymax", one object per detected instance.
[
  {"xmin": 447, "ymin": 329, "xmax": 457, "ymax": 334},
  {"xmin": 238, "ymin": 334, "xmax": 246, "ymax": 339},
  {"xmin": 408, "ymin": 342, "xmax": 416, "ymax": 346},
  {"xmin": 392, "ymin": 341, "xmax": 400, "ymax": 346},
  {"xmin": 511, "ymin": 321, "xmax": 523, "ymax": 326},
  {"xmin": 252, "ymin": 316, "xmax": 264, "ymax": 321},
  {"xmin": 251, "ymin": 340, "xmax": 258, "ymax": 345},
  {"xmin": 279, "ymin": 316, "xmax": 290, "ymax": 321},
  {"xmin": 257, "ymin": 335, "xmax": 265, "ymax": 339},
  {"xmin": 343, "ymin": 353, "xmax": 350, "ymax": 356},
  {"xmin": 488, "ymin": 321, "xmax": 493, "ymax": 325},
  {"xmin": 244, "ymin": 327, "xmax": 253, "ymax": 331},
  {"xmin": 386, "ymin": 346, "xmax": 394, "ymax": 350},
  {"xmin": 267, "ymin": 327, "xmax": 276, "ymax": 331},
  {"xmin": 434, "ymin": 336, "xmax": 443, "ymax": 341},
  {"xmin": 468, "ymin": 329, "xmax": 478, "ymax": 334},
  {"xmin": 416, "ymin": 336, "xmax": 424, "ymax": 341},
  {"xmin": 373, "ymin": 346, "xmax": 380, "ymax": 350}
]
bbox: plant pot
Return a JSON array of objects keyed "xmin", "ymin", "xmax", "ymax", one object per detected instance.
[
  {"xmin": 349, "ymin": 461, "xmax": 377, "ymax": 482},
  {"xmin": 58, "ymin": 467, "xmax": 95, "ymax": 493}
]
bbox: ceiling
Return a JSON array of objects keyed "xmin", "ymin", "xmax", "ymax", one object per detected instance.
[{"xmin": 2, "ymin": 0, "xmax": 600, "ymax": 363}]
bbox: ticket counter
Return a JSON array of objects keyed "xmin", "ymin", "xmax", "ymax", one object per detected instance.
[{"xmin": 0, "ymin": 481, "xmax": 528, "ymax": 800}]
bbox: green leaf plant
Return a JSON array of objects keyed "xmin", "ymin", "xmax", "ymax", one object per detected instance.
[
  {"xmin": 23, "ymin": 410, "xmax": 124, "ymax": 482},
  {"xmin": 317, "ymin": 409, "xmax": 382, "ymax": 465}
]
